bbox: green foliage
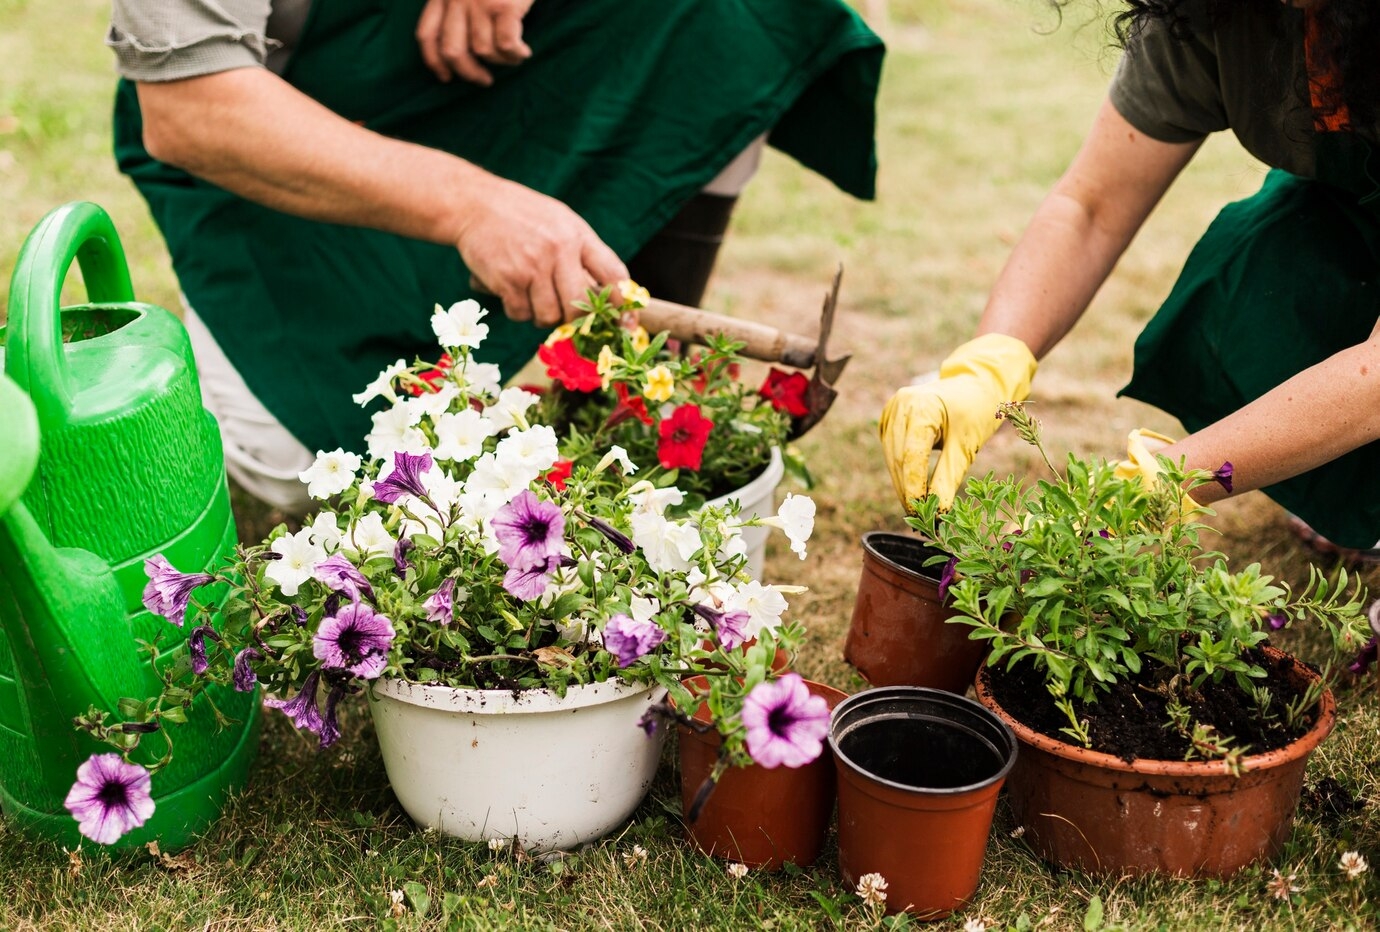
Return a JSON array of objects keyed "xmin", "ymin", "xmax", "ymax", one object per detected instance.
[{"xmin": 908, "ymin": 404, "xmax": 1369, "ymax": 757}]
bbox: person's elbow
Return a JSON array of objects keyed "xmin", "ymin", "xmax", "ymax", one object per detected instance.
[{"xmin": 136, "ymin": 84, "xmax": 203, "ymax": 168}]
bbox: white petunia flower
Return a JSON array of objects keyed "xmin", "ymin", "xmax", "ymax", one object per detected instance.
[
  {"xmin": 771, "ymin": 493, "xmax": 816, "ymax": 559},
  {"xmin": 631, "ymin": 512, "xmax": 702, "ymax": 573},
  {"xmin": 626, "ymin": 480, "xmax": 684, "ymax": 515},
  {"xmin": 264, "ymin": 529, "xmax": 326, "ymax": 597},
  {"xmin": 454, "ymin": 359, "xmax": 503, "ymax": 397},
  {"xmin": 724, "ymin": 580, "xmax": 789, "ymax": 638},
  {"xmin": 345, "ymin": 512, "xmax": 396, "ymax": 558},
  {"xmin": 629, "ymin": 594, "xmax": 661, "ymax": 624},
  {"xmin": 496, "ymin": 425, "xmax": 560, "ymax": 475},
  {"xmin": 466, "ymin": 452, "xmax": 536, "ymax": 505},
  {"xmin": 432, "ymin": 407, "xmax": 498, "ymax": 463},
  {"xmin": 402, "ymin": 382, "xmax": 461, "ymax": 422},
  {"xmin": 298, "ymin": 448, "xmax": 362, "ymax": 500},
  {"xmin": 365, "ymin": 404, "xmax": 430, "ymax": 461},
  {"xmin": 485, "ymin": 387, "xmax": 541, "ymax": 432},
  {"xmin": 307, "ymin": 511, "xmax": 343, "ymax": 552},
  {"xmin": 431, "ymin": 299, "xmax": 490, "ymax": 349},
  {"xmin": 594, "ymin": 444, "xmax": 638, "ymax": 475},
  {"xmin": 351, "ymin": 358, "xmax": 407, "ymax": 407}
]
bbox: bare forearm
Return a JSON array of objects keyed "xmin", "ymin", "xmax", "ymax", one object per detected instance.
[
  {"xmin": 1163, "ymin": 336, "xmax": 1380, "ymax": 502},
  {"xmin": 137, "ymin": 68, "xmax": 489, "ymax": 246}
]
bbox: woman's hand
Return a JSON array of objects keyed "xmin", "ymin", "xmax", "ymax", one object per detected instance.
[{"xmin": 416, "ymin": 0, "xmax": 535, "ymax": 86}]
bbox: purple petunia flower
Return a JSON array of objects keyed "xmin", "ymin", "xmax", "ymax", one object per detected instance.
[
  {"xmin": 64, "ymin": 753, "xmax": 156, "ymax": 845},
  {"xmin": 141, "ymin": 555, "xmax": 214, "ymax": 628},
  {"xmin": 691, "ymin": 603, "xmax": 750, "ymax": 651},
  {"xmin": 188, "ymin": 624, "xmax": 220, "ymax": 675},
  {"xmin": 587, "ymin": 516, "xmax": 635, "ymax": 554},
  {"xmin": 393, "ymin": 538, "xmax": 415, "ymax": 577},
  {"xmin": 740, "ymin": 673, "xmax": 831, "ymax": 769},
  {"xmin": 291, "ymin": 604, "xmax": 309, "ymax": 627},
  {"xmin": 501, "ymin": 553, "xmax": 575, "ymax": 602},
  {"xmin": 603, "ymin": 613, "xmax": 668, "ymax": 667},
  {"xmin": 1349, "ymin": 636, "xmax": 1378, "ymax": 675},
  {"xmin": 937, "ymin": 557, "xmax": 958, "ymax": 602},
  {"xmin": 319, "ymin": 682, "xmax": 346, "ymax": 749},
  {"xmin": 492, "ymin": 490, "xmax": 566, "ymax": 570},
  {"xmin": 313, "ymin": 602, "xmax": 395, "ymax": 679},
  {"xmin": 371, "ymin": 450, "xmax": 434, "ymax": 504},
  {"xmin": 232, "ymin": 647, "xmax": 262, "ymax": 692},
  {"xmin": 424, "ymin": 578, "xmax": 457, "ymax": 625},
  {"xmin": 1213, "ymin": 462, "xmax": 1234, "ymax": 494},
  {"xmin": 1266, "ymin": 613, "xmax": 1287, "ymax": 631},
  {"xmin": 313, "ymin": 554, "xmax": 374, "ymax": 602},
  {"xmin": 264, "ymin": 670, "xmax": 324, "ymax": 735}
]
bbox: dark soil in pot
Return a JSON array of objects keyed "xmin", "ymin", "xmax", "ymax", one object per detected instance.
[{"xmin": 982, "ymin": 645, "xmax": 1319, "ymax": 762}]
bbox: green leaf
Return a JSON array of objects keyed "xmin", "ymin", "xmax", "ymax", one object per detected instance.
[
  {"xmin": 1083, "ymin": 894, "xmax": 1104, "ymax": 931},
  {"xmin": 403, "ymin": 881, "xmax": 430, "ymax": 918}
]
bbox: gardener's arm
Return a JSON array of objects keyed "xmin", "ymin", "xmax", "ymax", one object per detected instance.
[
  {"xmin": 975, "ymin": 98, "xmax": 1201, "ymax": 355},
  {"xmin": 136, "ymin": 68, "xmax": 626, "ymax": 326},
  {"xmin": 1158, "ymin": 326, "xmax": 1380, "ymax": 504}
]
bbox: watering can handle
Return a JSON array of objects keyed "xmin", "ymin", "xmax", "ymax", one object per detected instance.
[{"xmin": 4, "ymin": 202, "xmax": 136, "ymax": 427}]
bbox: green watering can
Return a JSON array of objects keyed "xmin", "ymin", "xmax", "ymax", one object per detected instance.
[{"xmin": 0, "ymin": 202, "xmax": 260, "ymax": 849}]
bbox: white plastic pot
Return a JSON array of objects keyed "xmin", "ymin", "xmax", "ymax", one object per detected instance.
[
  {"xmin": 706, "ymin": 446, "xmax": 783, "ymax": 581},
  {"xmin": 368, "ymin": 677, "xmax": 667, "ymax": 851}
]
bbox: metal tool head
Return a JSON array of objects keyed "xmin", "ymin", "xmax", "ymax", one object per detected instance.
[{"xmin": 790, "ymin": 265, "xmax": 850, "ymax": 438}]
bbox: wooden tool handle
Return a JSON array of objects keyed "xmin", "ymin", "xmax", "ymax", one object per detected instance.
[{"xmin": 639, "ymin": 298, "xmax": 817, "ymax": 369}]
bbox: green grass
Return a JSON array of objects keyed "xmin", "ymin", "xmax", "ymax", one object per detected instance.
[{"xmin": 4, "ymin": 0, "xmax": 1380, "ymax": 929}]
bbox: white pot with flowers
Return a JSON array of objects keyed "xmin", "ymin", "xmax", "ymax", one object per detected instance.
[
  {"xmin": 530, "ymin": 284, "xmax": 814, "ymax": 579},
  {"xmin": 62, "ymin": 299, "xmax": 825, "ymax": 853}
]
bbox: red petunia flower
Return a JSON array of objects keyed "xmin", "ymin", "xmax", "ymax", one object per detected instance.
[
  {"xmin": 538, "ymin": 339, "xmax": 601, "ymax": 392},
  {"xmin": 657, "ymin": 404, "xmax": 714, "ymax": 471},
  {"xmin": 544, "ymin": 459, "xmax": 574, "ymax": 491},
  {"xmin": 759, "ymin": 368, "xmax": 810, "ymax": 418},
  {"xmin": 605, "ymin": 382, "xmax": 654, "ymax": 430},
  {"xmin": 408, "ymin": 353, "xmax": 457, "ymax": 396}
]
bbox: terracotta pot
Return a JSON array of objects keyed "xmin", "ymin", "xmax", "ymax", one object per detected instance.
[
  {"xmin": 830, "ymin": 686, "xmax": 1016, "ymax": 919},
  {"xmin": 844, "ymin": 532, "xmax": 985, "ymax": 693},
  {"xmin": 973, "ymin": 646, "xmax": 1336, "ymax": 877},
  {"xmin": 677, "ymin": 676, "xmax": 848, "ymax": 869}
]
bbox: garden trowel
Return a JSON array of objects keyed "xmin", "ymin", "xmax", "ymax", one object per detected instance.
[{"xmin": 638, "ymin": 266, "xmax": 849, "ymax": 438}]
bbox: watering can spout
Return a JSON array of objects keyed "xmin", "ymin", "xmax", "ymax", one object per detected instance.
[{"xmin": 0, "ymin": 373, "xmax": 146, "ymax": 804}]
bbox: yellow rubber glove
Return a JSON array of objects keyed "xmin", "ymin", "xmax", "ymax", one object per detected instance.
[
  {"xmin": 879, "ymin": 333, "xmax": 1038, "ymax": 511},
  {"xmin": 1112, "ymin": 429, "xmax": 1200, "ymax": 513}
]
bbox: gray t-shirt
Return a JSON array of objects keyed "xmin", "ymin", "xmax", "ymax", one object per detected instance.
[
  {"xmin": 1108, "ymin": 2, "xmax": 1355, "ymax": 179},
  {"xmin": 107, "ymin": 0, "xmax": 312, "ymax": 80}
]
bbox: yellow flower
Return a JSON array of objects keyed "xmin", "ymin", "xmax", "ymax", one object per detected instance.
[
  {"xmin": 544, "ymin": 323, "xmax": 577, "ymax": 345},
  {"xmin": 617, "ymin": 278, "xmax": 651, "ymax": 309},
  {"xmin": 644, "ymin": 365, "xmax": 675, "ymax": 403},
  {"xmin": 631, "ymin": 327, "xmax": 650, "ymax": 353},
  {"xmin": 597, "ymin": 344, "xmax": 624, "ymax": 389}
]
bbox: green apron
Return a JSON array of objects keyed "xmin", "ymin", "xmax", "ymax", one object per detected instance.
[
  {"xmin": 113, "ymin": 0, "xmax": 883, "ymax": 455},
  {"xmin": 1121, "ymin": 74, "xmax": 1380, "ymax": 548}
]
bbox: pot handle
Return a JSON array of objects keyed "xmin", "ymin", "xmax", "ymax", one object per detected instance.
[{"xmin": 4, "ymin": 201, "xmax": 136, "ymax": 428}]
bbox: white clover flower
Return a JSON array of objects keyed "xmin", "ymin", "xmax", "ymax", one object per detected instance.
[
  {"xmin": 345, "ymin": 512, "xmax": 396, "ymax": 558},
  {"xmin": 487, "ymin": 836, "xmax": 509, "ymax": 852},
  {"xmin": 388, "ymin": 889, "xmax": 406, "ymax": 918},
  {"xmin": 771, "ymin": 493, "xmax": 816, "ymax": 559},
  {"xmin": 454, "ymin": 359, "xmax": 503, "ymax": 397},
  {"xmin": 351, "ymin": 358, "xmax": 407, "ymax": 407},
  {"xmin": 724, "ymin": 580, "xmax": 789, "ymax": 638},
  {"xmin": 265, "ymin": 528, "xmax": 326, "ymax": 597},
  {"xmin": 307, "ymin": 511, "xmax": 343, "ymax": 552},
  {"xmin": 962, "ymin": 919, "xmax": 987, "ymax": 932},
  {"xmin": 431, "ymin": 299, "xmax": 489, "ymax": 349},
  {"xmin": 855, "ymin": 872, "xmax": 888, "ymax": 907},
  {"xmin": 485, "ymin": 386, "xmax": 541, "ymax": 432},
  {"xmin": 365, "ymin": 404, "xmax": 429, "ymax": 461},
  {"xmin": 626, "ymin": 480, "xmax": 683, "ymax": 515},
  {"xmin": 432, "ymin": 407, "xmax": 497, "ymax": 463},
  {"xmin": 298, "ymin": 448, "xmax": 362, "ymax": 500},
  {"xmin": 1266, "ymin": 868, "xmax": 1301, "ymax": 901},
  {"xmin": 594, "ymin": 444, "xmax": 638, "ymax": 475},
  {"xmin": 726, "ymin": 862, "xmax": 749, "ymax": 880},
  {"xmin": 622, "ymin": 844, "xmax": 648, "ymax": 869},
  {"xmin": 496, "ymin": 425, "xmax": 560, "ymax": 475},
  {"xmin": 1340, "ymin": 851, "xmax": 1369, "ymax": 880}
]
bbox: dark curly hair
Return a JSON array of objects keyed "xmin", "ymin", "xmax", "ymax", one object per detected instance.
[{"xmin": 1108, "ymin": 1, "xmax": 1380, "ymax": 127}]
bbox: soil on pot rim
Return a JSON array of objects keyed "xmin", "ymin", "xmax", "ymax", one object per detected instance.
[{"xmin": 982, "ymin": 646, "xmax": 1321, "ymax": 762}]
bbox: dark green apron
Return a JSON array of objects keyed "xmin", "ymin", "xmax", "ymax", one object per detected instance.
[
  {"xmin": 113, "ymin": 0, "xmax": 883, "ymax": 454},
  {"xmin": 1121, "ymin": 34, "xmax": 1380, "ymax": 548}
]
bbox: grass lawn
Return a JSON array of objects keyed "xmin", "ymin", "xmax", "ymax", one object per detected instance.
[{"xmin": 3, "ymin": 0, "xmax": 1380, "ymax": 928}]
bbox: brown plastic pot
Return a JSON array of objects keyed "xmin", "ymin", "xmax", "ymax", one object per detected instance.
[
  {"xmin": 830, "ymin": 686, "xmax": 1016, "ymax": 919},
  {"xmin": 973, "ymin": 646, "xmax": 1336, "ymax": 877},
  {"xmin": 678, "ymin": 676, "xmax": 848, "ymax": 870},
  {"xmin": 844, "ymin": 532, "xmax": 986, "ymax": 693}
]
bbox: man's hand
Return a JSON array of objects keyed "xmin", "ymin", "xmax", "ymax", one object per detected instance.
[
  {"xmin": 879, "ymin": 334, "xmax": 1038, "ymax": 510},
  {"xmin": 416, "ymin": 0, "xmax": 535, "ymax": 86},
  {"xmin": 453, "ymin": 174, "xmax": 629, "ymax": 327}
]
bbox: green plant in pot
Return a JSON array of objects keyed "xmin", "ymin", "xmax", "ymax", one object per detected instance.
[{"xmin": 906, "ymin": 402, "xmax": 1370, "ymax": 877}]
